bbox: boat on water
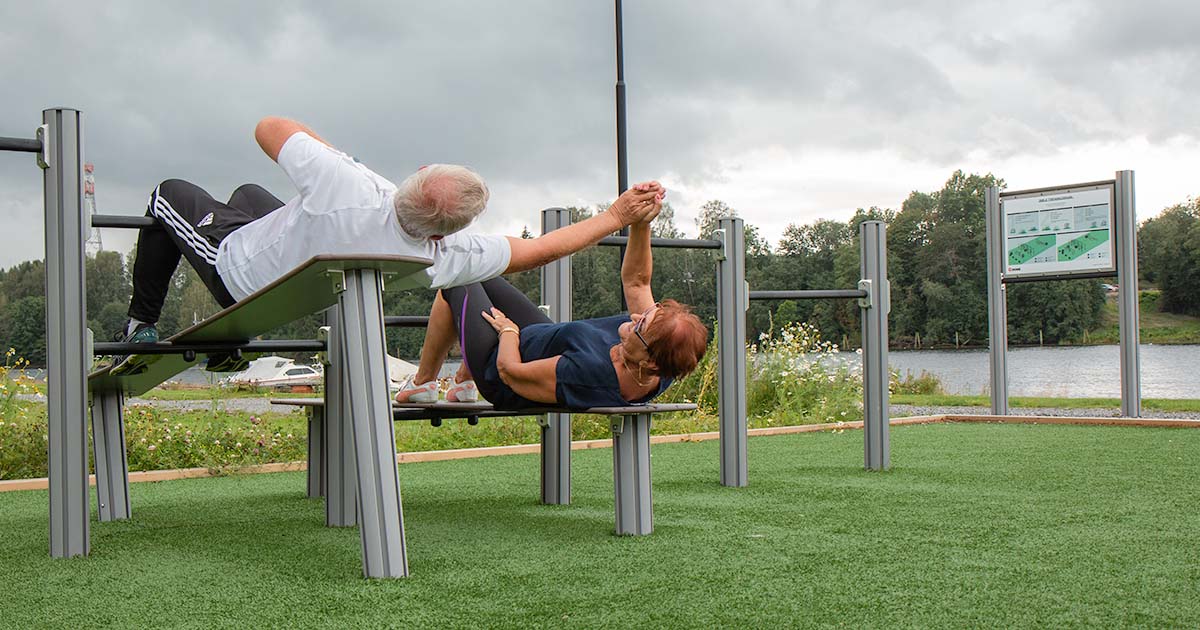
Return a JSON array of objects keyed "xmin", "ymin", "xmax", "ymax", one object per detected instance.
[{"xmin": 221, "ymin": 354, "xmax": 419, "ymax": 391}]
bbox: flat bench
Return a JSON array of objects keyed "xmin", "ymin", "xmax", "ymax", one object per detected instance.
[
  {"xmin": 272, "ymin": 398, "xmax": 697, "ymax": 542},
  {"xmin": 83, "ymin": 255, "xmax": 432, "ymax": 579}
]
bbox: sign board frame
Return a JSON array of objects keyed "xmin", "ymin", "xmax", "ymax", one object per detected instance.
[{"xmin": 999, "ymin": 180, "xmax": 1118, "ymax": 282}]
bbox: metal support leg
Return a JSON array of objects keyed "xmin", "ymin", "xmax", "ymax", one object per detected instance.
[
  {"xmin": 306, "ymin": 405, "xmax": 325, "ymax": 499},
  {"xmin": 90, "ymin": 391, "xmax": 130, "ymax": 521},
  {"xmin": 1115, "ymin": 170, "xmax": 1141, "ymax": 418},
  {"xmin": 44, "ymin": 108, "xmax": 90, "ymax": 558},
  {"xmin": 338, "ymin": 269, "xmax": 408, "ymax": 578},
  {"xmin": 985, "ymin": 186, "xmax": 1009, "ymax": 415},
  {"xmin": 539, "ymin": 416, "xmax": 571, "ymax": 504},
  {"xmin": 540, "ymin": 207, "xmax": 572, "ymax": 504},
  {"xmin": 323, "ymin": 307, "xmax": 356, "ymax": 526},
  {"xmin": 611, "ymin": 413, "xmax": 653, "ymax": 535},
  {"xmin": 859, "ymin": 221, "xmax": 891, "ymax": 471},
  {"xmin": 716, "ymin": 217, "xmax": 748, "ymax": 487}
]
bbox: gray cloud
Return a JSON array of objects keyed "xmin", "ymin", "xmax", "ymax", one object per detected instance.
[{"xmin": 2, "ymin": 0, "xmax": 1197, "ymax": 267}]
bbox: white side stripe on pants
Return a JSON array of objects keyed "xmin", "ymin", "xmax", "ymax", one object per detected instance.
[{"xmin": 149, "ymin": 187, "xmax": 219, "ymax": 264}]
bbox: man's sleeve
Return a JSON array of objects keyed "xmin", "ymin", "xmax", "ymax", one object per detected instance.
[
  {"xmin": 427, "ymin": 233, "xmax": 513, "ymax": 289},
  {"xmin": 276, "ymin": 132, "xmax": 369, "ymax": 211}
]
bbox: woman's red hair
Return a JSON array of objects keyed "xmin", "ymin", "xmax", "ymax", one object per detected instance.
[{"xmin": 643, "ymin": 299, "xmax": 708, "ymax": 378}]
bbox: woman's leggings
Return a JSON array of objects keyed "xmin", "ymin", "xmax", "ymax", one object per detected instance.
[{"xmin": 441, "ymin": 277, "xmax": 552, "ymax": 388}]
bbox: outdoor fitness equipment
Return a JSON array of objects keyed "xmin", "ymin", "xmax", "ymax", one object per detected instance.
[{"xmin": 1, "ymin": 108, "xmax": 892, "ymax": 579}]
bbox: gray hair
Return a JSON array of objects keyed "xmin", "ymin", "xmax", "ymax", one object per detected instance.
[{"xmin": 393, "ymin": 164, "xmax": 490, "ymax": 239}]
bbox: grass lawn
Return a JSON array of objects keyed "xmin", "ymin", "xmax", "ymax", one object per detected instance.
[{"xmin": 1, "ymin": 423, "xmax": 1198, "ymax": 628}]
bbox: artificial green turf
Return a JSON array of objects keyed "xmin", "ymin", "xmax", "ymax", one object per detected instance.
[{"xmin": 1, "ymin": 423, "xmax": 1198, "ymax": 628}]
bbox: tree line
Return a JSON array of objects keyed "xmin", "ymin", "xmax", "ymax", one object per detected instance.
[{"xmin": 2, "ymin": 171, "xmax": 1197, "ymax": 366}]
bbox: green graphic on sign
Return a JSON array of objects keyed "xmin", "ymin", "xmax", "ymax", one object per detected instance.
[
  {"xmin": 1008, "ymin": 235, "xmax": 1056, "ymax": 266},
  {"xmin": 1057, "ymin": 229, "xmax": 1109, "ymax": 262}
]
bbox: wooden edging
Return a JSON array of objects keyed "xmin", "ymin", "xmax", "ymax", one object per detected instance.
[{"xmin": 1, "ymin": 414, "xmax": 1195, "ymax": 493}]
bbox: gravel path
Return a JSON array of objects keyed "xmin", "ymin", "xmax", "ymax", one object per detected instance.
[{"xmin": 891, "ymin": 404, "xmax": 1200, "ymax": 420}]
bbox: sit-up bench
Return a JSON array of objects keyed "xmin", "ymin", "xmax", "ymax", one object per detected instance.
[
  {"xmin": 272, "ymin": 398, "xmax": 697, "ymax": 541},
  {"xmin": 87, "ymin": 254, "xmax": 432, "ymax": 579}
]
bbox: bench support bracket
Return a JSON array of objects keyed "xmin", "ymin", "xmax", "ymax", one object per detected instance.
[
  {"xmin": 90, "ymin": 390, "xmax": 130, "ymax": 521},
  {"xmin": 540, "ymin": 412, "xmax": 572, "ymax": 504},
  {"xmin": 611, "ymin": 413, "xmax": 653, "ymax": 535},
  {"xmin": 338, "ymin": 269, "xmax": 409, "ymax": 578},
  {"xmin": 324, "ymin": 307, "xmax": 358, "ymax": 527}
]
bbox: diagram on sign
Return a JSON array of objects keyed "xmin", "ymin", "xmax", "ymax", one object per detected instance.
[
  {"xmin": 1002, "ymin": 185, "xmax": 1114, "ymax": 278},
  {"xmin": 1057, "ymin": 230, "xmax": 1108, "ymax": 262},
  {"xmin": 1008, "ymin": 234, "xmax": 1056, "ymax": 266}
]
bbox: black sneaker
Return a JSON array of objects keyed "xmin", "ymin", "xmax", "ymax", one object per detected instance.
[
  {"xmin": 111, "ymin": 320, "xmax": 158, "ymax": 371},
  {"xmin": 205, "ymin": 351, "xmax": 251, "ymax": 373}
]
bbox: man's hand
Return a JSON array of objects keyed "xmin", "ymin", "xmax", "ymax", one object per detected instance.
[{"xmin": 606, "ymin": 181, "xmax": 665, "ymax": 228}]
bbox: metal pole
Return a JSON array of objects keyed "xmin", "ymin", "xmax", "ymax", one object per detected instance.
[
  {"xmin": 716, "ymin": 217, "xmax": 747, "ymax": 486},
  {"xmin": 43, "ymin": 108, "xmax": 90, "ymax": 558},
  {"xmin": 614, "ymin": 0, "xmax": 629, "ymax": 310},
  {"xmin": 984, "ymin": 186, "xmax": 1008, "ymax": 415},
  {"xmin": 1115, "ymin": 170, "xmax": 1141, "ymax": 417},
  {"xmin": 859, "ymin": 221, "xmax": 890, "ymax": 471},
  {"xmin": 540, "ymin": 208, "xmax": 572, "ymax": 504},
  {"xmin": 0, "ymin": 136, "xmax": 42, "ymax": 153}
]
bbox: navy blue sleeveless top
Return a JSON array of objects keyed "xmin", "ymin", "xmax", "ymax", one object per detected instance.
[{"xmin": 479, "ymin": 314, "xmax": 672, "ymax": 410}]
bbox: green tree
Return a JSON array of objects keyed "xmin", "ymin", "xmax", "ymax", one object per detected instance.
[
  {"xmin": 0, "ymin": 296, "xmax": 47, "ymax": 365},
  {"xmin": 1139, "ymin": 201, "xmax": 1200, "ymax": 315}
]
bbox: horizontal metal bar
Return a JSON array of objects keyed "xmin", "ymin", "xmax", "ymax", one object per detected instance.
[
  {"xmin": 93, "ymin": 339, "xmax": 324, "ymax": 356},
  {"xmin": 1001, "ymin": 270, "xmax": 1117, "ymax": 284},
  {"xmin": 597, "ymin": 235, "xmax": 722, "ymax": 250},
  {"xmin": 0, "ymin": 136, "xmax": 41, "ymax": 153},
  {"xmin": 384, "ymin": 316, "xmax": 430, "ymax": 327},
  {"xmin": 749, "ymin": 289, "xmax": 866, "ymax": 300},
  {"xmin": 92, "ymin": 214, "xmax": 160, "ymax": 229}
]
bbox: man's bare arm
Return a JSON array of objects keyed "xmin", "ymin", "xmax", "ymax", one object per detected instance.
[
  {"xmin": 505, "ymin": 182, "xmax": 663, "ymax": 273},
  {"xmin": 254, "ymin": 117, "xmax": 333, "ymax": 162}
]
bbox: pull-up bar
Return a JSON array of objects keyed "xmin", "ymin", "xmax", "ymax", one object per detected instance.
[
  {"xmin": 597, "ymin": 235, "xmax": 722, "ymax": 250},
  {"xmin": 93, "ymin": 339, "xmax": 324, "ymax": 356},
  {"xmin": 750, "ymin": 289, "xmax": 867, "ymax": 300},
  {"xmin": 0, "ymin": 136, "xmax": 41, "ymax": 153}
]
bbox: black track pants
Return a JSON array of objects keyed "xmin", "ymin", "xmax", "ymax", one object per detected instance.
[{"xmin": 127, "ymin": 179, "xmax": 283, "ymax": 324}]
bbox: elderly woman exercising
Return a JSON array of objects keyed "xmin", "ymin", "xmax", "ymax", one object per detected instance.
[{"xmin": 396, "ymin": 193, "xmax": 708, "ymax": 409}]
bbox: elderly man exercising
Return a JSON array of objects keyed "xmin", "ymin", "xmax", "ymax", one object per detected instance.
[{"xmin": 116, "ymin": 116, "xmax": 663, "ymax": 369}]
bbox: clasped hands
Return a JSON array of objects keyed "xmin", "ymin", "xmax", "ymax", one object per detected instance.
[{"xmin": 608, "ymin": 181, "xmax": 666, "ymax": 227}]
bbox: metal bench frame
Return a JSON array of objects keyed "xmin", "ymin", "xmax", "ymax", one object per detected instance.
[{"xmin": 276, "ymin": 398, "xmax": 697, "ymax": 541}]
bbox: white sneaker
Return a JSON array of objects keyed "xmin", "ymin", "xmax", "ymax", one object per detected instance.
[
  {"xmin": 446, "ymin": 379, "xmax": 479, "ymax": 402},
  {"xmin": 395, "ymin": 376, "xmax": 439, "ymax": 403}
]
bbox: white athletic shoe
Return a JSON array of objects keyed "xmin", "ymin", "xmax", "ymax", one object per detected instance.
[
  {"xmin": 395, "ymin": 376, "xmax": 439, "ymax": 403},
  {"xmin": 446, "ymin": 379, "xmax": 479, "ymax": 403}
]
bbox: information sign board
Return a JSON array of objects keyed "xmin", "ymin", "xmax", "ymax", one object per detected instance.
[{"xmin": 1001, "ymin": 181, "xmax": 1116, "ymax": 279}]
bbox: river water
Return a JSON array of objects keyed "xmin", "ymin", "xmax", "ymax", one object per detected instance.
[
  {"xmin": 888, "ymin": 344, "xmax": 1200, "ymax": 398},
  {"xmin": 22, "ymin": 345, "xmax": 1199, "ymax": 399}
]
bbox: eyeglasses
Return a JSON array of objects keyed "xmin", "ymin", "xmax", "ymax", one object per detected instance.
[{"xmin": 632, "ymin": 303, "xmax": 660, "ymax": 350}]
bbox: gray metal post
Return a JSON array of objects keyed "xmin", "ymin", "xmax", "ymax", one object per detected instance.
[
  {"xmin": 611, "ymin": 413, "xmax": 652, "ymax": 535},
  {"xmin": 716, "ymin": 217, "xmax": 748, "ymax": 487},
  {"xmin": 539, "ymin": 208, "xmax": 573, "ymax": 504},
  {"xmin": 859, "ymin": 221, "xmax": 890, "ymax": 471},
  {"xmin": 338, "ymin": 269, "xmax": 408, "ymax": 578},
  {"xmin": 1115, "ymin": 170, "xmax": 1141, "ymax": 417},
  {"xmin": 44, "ymin": 108, "xmax": 90, "ymax": 558},
  {"xmin": 984, "ymin": 186, "xmax": 1009, "ymax": 415},
  {"xmin": 323, "ymin": 308, "xmax": 356, "ymax": 526},
  {"xmin": 306, "ymin": 405, "xmax": 325, "ymax": 499},
  {"xmin": 90, "ymin": 391, "xmax": 130, "ymax": 521}
]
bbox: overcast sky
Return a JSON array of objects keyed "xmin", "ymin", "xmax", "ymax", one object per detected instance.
[{"xmin": 2, "ymin": 0, "xmax": 1198, "ymax": 268}]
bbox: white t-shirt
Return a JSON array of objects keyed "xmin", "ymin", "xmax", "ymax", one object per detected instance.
[{"xmin": 215, "ymin": 132, "xmax": 511, "ymax": 301}]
